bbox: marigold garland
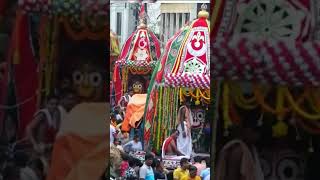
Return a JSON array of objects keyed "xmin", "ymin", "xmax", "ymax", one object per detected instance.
[
  {"xmin": 60, "ymin": 17, "xmax": 106, "ymax": 40},
  {"xmin": 233, "ymin": 93, "xmax": 257, "ymax": 110},
  {"xmin": 180, "ymin": 88, "xmax": 210, "ymax": 104},
  {"xmin": 308, "ymin": 89, "xmax": 320, "ymax": 113},
  {"xmin": 276, "ymin": 86, "xmax": 286, "ymax": 121},
  {"xmin": 229, "ymin": 83, "xmax": 256, "ymax": 104},
  {"xmin": 223, "ymin": 82, "xmax": 232, "ymax": 134},
  {"xmin": 223, "ymin": 81, "xmax": 320, "ymax": 135},
  {"xmin": 253, "ymin": 84, "xmax": 290, "ymax": 114},
  {"xmin": 285, "ymin": 87, "xmax": 320, "ymax": 120},
  {"xmin": 296, "ymin": 118, "xmax": 320, "ymax": 134}
]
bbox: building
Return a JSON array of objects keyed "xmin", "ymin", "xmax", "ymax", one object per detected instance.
[
  {"xmin": 110, "ymin": 1, "xmax": 210, "ymax": 47},
  {"xmin": 148, "ymin": 0, "xmax": 210, "ymax": 47},
  {"xmin": 110, "ymin": 2, "xmax": 139, "ymax": 46}
]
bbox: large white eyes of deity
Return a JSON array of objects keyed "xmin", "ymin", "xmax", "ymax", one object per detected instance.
[
  {"xmin": 72, "ymin": 71, "xmax": 102, "ymax": 87},
  {"xmin": 73, "ymin": 71, "xmax": 83, "ymax": 85},
  {"xmin": 89, "ymin": 72, "xmax": 103, "ymax": 87}
]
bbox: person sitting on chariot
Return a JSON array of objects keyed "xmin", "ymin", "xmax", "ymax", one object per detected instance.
[
  {"xmin": 123, "ymin": 135, "xmax": 142, "ymax": 153},
  {"xmin": 163, "ymin": 129, "xmax": 184, "ymax": 156},
  {"xmin": 117, "ymin": 89, "xmax": 134, "ymax": 115}
]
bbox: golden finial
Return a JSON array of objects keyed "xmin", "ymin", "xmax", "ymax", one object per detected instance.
[
  {"xmin": 138, "ymin": 18, "xmax": 147, "ymax": 29},
  {"xmin": 198, "ymin": 3, "xmax": 209, "ymax": 19}
]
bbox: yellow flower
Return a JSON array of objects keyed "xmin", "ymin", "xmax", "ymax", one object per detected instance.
[{"xmin": 272, "ymin": 121, "xmax": 288, "ymax": 138}]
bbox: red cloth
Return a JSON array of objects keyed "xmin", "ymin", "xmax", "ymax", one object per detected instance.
[
  {"xmin": 112, "ymin": 64, "xmax": 122, "ymax": 104},
  {"xmin": 14, "ymin": 15, "xmax": 39, "ymax": 138},
  {"xmin": 44, "ymin": 123, "xmax": 57, "ymax": 144},
  {"xmin": 0, "ymin": 0, "xmax": 6, "ymax": 17},
  {"xmin": 0, "ymin": 14, "xmax": 39, "ymax": 138},
  {"xmin": 139, "ymin": 3, "xmax": 145, "ymax": 18},
  {"xmin": 163, "ymin": 136, "xmax": 174, "ymax": 154}
]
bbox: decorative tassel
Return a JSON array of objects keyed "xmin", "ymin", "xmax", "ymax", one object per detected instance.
[
  {"xmin": 309, "ymin": 138, "xmax": 314, "ymax": 153},
  {"xmin": 195, "ymin": 88, "xmax": 201, "ymax": 105},
  {"xmin": 290, "ymin": 116, "xmax": 301, "ymax": 141},
  {"xmin": 257, "ymin": 113, "xmax": 264, "ymax": 127},
  {"xmin": 224, "ymin": 130, "xmax": 229, "ymax": 137},
  {"xmin": 13, "ymin": 11, "xmax": 22, "ymax": 65},
  {"xmin": 272, "ymin": 121, "xmax": 288, "ymax": 138}
]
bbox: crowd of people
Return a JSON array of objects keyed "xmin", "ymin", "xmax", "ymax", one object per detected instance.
[
  {"xmin": 110, "ymin": 103, "xmax": 211, "ymax": 180},
  {"xmin": 109, "ymin": 142, "xmax": 211, "ymax": 180},
  {"xmin": 0, "ymin": 90, "xmax": 78, "ymax": 180},
  {"xmin": 110, "ymin": 89, "xmax": 214, "ymax": 179}
]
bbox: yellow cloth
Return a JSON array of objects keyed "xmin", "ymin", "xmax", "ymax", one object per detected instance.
[
  {"xmin": 180, "ymin": 175, "xmax": 201, "ymax": 180},
  {"xmin": 47, "ymin": 103, "xmax": 108, "ymax": 180},
  {"xmin": 173, "ymin": 168, "xmax": 189, "ymax": 180}
]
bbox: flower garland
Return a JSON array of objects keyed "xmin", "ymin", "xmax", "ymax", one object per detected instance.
[
  {"xmin": 180, "ymin": 88, "xmax": 210, "ymax": 105},
  {"xmin": 61, "ymin": 17, "xmax": 106, "ymax": 40},
  {"xmin": 121, "ymin": 67, "xmax": 128, "ymax": 95},
  {"xmin": 276, "ymin": 86, "xmax": 286, "ymax": 121},
  {"xmin": 285, "ymin": 87, "xmax": 320, "ymax": 120},
  {"xmin": 296, "ymin": 118, "xmax": 320, "ymax": 134},
  {"xmin": 228, "ymin": 82, "xmax": 259, "ymax": 110},
  {"xmin": 308, "ymin": 89, "xmax": 320, "ymax": 113},
  {"xmin": 222, "ymin": 80, "xmax": 320, "ymax": 136},
  {"xmin": 223, "ymin": 82, "xmax": 232, "ymax": 136},
  {"xmin": 253, "ymin": 84, "xmax": 290, "ymax": 114}
]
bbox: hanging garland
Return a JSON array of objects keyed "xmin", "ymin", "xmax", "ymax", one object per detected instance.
[
  {"xmin": 121, "ymin": 67, "xmax": 128, "ymax": 95},
  {"xmin": 222, "ymin": 81, "xmax": 320, "ymax": 136},
  {"xmin": 60, "ymin": 17, "xmax": 106, "ymax": 40},
  {"xmin": 253, "ymin": 84, "xmax": 290, "ymax": 114},
  {"xmin": 296, "ymin": 118, "xmax": 320, "ymax": 134},
  {"xmin": 223, "ymin": 82, "xmax": 232, "ymax": 136},
  {"xmin": 308, "ymin": 89, "xmax": 320, "ymax": 113},
  {"xmin": 285, "ymin": 87, "xmax": 320, "ymax": 120},
  {"xmin": 180, "ymin": 88, "xmax": 210, "ymax": 105}
]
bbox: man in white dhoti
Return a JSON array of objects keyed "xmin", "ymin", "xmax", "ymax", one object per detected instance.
[{"xmin": 176, "ymin": 105, "xmax": 193, "ymax": 158}]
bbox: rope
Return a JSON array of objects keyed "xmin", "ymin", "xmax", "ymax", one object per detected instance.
[{"xmin": 0, "ymin": 89, "xmax": 45, "ymax": 110}]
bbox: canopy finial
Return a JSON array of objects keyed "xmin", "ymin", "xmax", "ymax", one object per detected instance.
[
  {"xmin": 198, "ymin": 3, "xmax": 209, "ymax": 19},
  {"xmin": 138, "ymin": 3, "xmax": 147, "ymax": 29}
]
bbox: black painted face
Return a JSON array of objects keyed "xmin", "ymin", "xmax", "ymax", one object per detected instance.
[
  {"xmin": 72, "ymin": 63, "xmax": 104, "ymax": 101},
  {"xmin": 260, "ymin": 149, "xmax": 305, "ymax": 180}
]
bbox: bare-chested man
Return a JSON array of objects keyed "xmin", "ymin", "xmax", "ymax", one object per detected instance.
[
  {"xmin": 27, "ymin": 95, "xmax": 62, "ymax": 153},
  {"xmin": 163, "ymin": 129, "xmax": 184, "ymax": 156}
]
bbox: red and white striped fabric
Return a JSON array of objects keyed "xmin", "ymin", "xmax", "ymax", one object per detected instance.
[
  {"xmin": 164, "ymin": 73, "xmax": 210, "ymax": 89},
  {"xmin": 211, "ymin": 37, "xmax": 320, "ymax": 86}
]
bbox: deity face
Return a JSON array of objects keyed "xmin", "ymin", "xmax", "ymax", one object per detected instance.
[
  {"xmin": 72, "ymin": 63, "xmax": 104, "ymax": 101},
  {"xmin": 191, "ymin": 108, "xmax": 206, "ymax": 128},
  {"xmin": 132, "ymin": 81, "xmax": 143, "ymax": 94},
  {"xmin": 260, "ymin": 148, "xmax": 305, "ymax": 180}
]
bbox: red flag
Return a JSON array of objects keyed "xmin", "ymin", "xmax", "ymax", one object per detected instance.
[
  {"xmin": 0, "ymin": 13, "xmax": 39, "ymax": 138},
  {"xmin": 139, "ymin": 3, "xmax": 145, "ymax": 19},
  {"xmin": 113, "ymin": 64, "xmax": 122, "ymax": 105}
]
